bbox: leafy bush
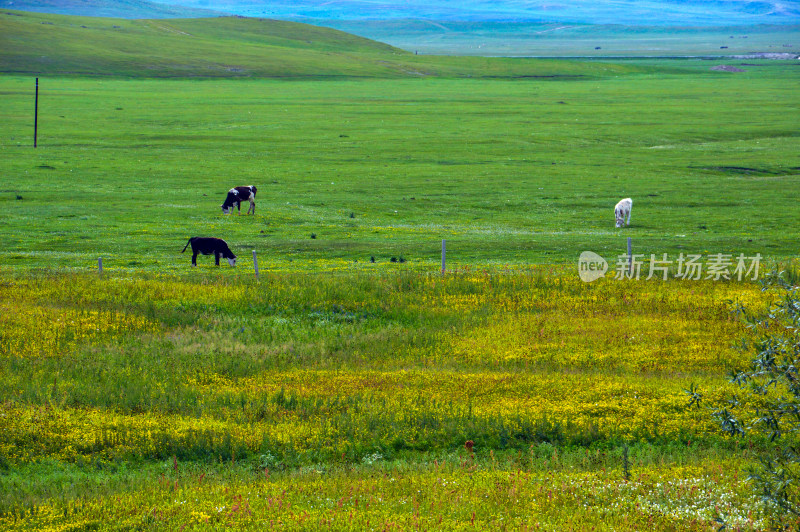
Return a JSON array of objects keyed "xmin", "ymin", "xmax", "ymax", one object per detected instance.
[{"xmin": 688, "ymin": 271, "xmax": 799, "ymax": 528}]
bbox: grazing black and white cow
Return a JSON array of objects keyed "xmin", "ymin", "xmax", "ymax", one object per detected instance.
[
  {"xmin": 181, "ymin": 237, "xmax": 237, "ymax": 267},
  {"xmin": 221, "ymin": 185, "xmax": 257, "ymax": 214}
]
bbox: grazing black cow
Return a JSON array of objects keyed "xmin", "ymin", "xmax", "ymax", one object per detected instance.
[
  {"xmin": 181, "ymin": 237, "xmax": 237, "ymax": 267},
  {"xmin": 221, "ymin": 185, "xmax": 257, "ymax": 214}
]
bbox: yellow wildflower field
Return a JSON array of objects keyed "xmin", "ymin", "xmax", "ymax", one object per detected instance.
[{"xmin": 0, "ymin": 268, "xmax": 786, "ymax": 529}]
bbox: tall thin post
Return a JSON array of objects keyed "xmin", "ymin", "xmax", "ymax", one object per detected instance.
[
  {"xmin": 627, "ymin": 237, "xmax": 632, "ymax": 274},
  {"xmin": 98, "ymin": 257, "xmax": 103, "ymax": 274},
  {"xmin": 34, "ymin": 78, "xmax": 39, "ymax": 148},
  {"xmin": 252, "ymin": 250, "xmax": 259, "ymax": 280},
  {"xmin": 441, "ymin": 239, "xmax": 446, "ymax": 275}
]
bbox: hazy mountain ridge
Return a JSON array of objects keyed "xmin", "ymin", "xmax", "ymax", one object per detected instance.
[
  {"xmin": 154, "ymin": 0, "xmax": 800, "ymax": 25},
  {"xmin": 4, "ymin": 0, "xmax": 798, "ymax": 24},
  {"xmin": 0, "ymin": 0, "xmax": 223, "ymax": 19}
]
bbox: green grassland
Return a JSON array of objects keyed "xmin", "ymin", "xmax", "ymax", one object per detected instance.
[
  {"xmin": 1, "ymin": 68, "xmax": 798, "ymax": 274},
  {"xmin": 329, "ymin": 20, "xmax": 800, "ymax": 57},
  {"xmin": 0, "ymin": 11, "xmax": 799, "ymax": 531},
  {"xmin": 1, "ymin": 14, "xmax": 797, "ymax": 276}
]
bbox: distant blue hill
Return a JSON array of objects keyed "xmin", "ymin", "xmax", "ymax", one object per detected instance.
[
  {"xmin": 5, "ymin": 1, "xmax": 798, "ymax": 25},
  {"xmin": 0, "ymin": 0, "xmax": 222, "ymax": 19},
  {"xmin": 159, "ymin": 0, "xmax": 799, "ymax": 26}
]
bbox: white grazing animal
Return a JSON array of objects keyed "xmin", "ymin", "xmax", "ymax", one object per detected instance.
[{"xmin": 614, "ymin": 198, "xmax": 632, "ymax": 228}]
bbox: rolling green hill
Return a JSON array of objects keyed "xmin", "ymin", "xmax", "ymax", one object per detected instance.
[{"xmin": 0, "ymin": 10, "xmax": 644, "ymax": 78}]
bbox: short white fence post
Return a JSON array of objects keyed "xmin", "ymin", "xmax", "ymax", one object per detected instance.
[
  {"xmin": 441, "ymin": 239, "xmax": 446, "ymax": 275},
  {"xmin": 627, "ymin": 237, "xmax": 632, "ymax": 274}
]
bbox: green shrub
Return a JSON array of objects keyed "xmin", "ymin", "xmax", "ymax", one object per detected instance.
[{"xmin": 688, "ymin": 270, "xmax": 800, "ymax": 528}]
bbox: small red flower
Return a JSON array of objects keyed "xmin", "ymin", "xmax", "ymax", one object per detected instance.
[{"xmin": 464, "ymin": 440, "xmax": 474, "ymax": 453}]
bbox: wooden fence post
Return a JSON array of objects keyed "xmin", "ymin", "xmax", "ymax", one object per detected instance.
[
  {"xmin": 252, "ymin": 250, "xmax": 259, "ymax": 280},
  {"xmin": 98, "ymin": 257, "xmax": 103, "ymax": 274}
]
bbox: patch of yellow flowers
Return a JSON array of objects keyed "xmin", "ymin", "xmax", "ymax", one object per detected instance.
[
  {"xmin": 0, "ymin": 268, "xmax": 772, "ymax": 466},
  {"xmin": 0, "ymin": 276, "xmax": 161, "ymax": 360},
  {"xmin": 0, "ymin": 268, "xmax": 784, "ymax": 530}
]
